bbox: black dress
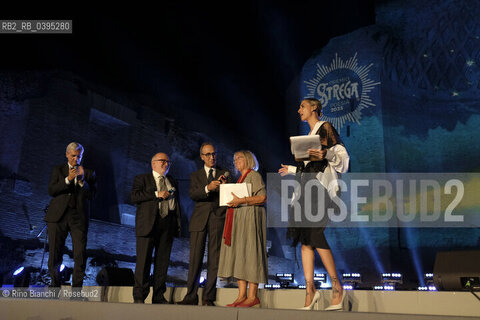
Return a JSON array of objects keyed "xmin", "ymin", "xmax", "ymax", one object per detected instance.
[{"xmin": 287, "ymin": 121, "xmax": 344, "ymax": 249}]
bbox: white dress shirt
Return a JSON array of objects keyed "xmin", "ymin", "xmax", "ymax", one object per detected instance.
[
  {"xmin": 204, "ymin": 165, "xmax": 216, "ymax": 194},
  {"xmin": 152, "ymin": 170, "xmax": 176, "ymax": 210}
]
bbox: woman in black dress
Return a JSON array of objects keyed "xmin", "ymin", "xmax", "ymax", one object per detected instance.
[{"xmin": 278, "ymin": 98, "xmax": 349, "ymax": 311}]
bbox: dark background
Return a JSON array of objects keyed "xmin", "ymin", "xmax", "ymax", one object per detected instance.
[{"xmin": 1, "ymin": 1, "xmax": 377, "ymax": 171}]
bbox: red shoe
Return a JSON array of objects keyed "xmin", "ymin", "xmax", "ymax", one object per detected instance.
[
  {"xmin": 226, "ymin": 298, "xmax": 246, "ymax": 307},
  {"xmin": 237, "ymin": 297, "xmax": 260, "ymax": 308}
]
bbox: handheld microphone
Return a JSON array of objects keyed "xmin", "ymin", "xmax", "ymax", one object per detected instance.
[{"xmin": 218, "ymin": 171, "xmax": 230, "ymax": 183}]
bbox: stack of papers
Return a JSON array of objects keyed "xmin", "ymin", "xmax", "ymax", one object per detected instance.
[{"xmin": 290, "ymin": 135, "xmax": 322, "ymax": 161}]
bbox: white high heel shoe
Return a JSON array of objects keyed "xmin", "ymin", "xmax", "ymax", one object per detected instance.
[
  {"xmin": 298, "ymin": 291, "xmax": 321, "ymax": 310},
  {"xmin": 325, "ymin": 290, "xmax": 346, "ymax": 311}
]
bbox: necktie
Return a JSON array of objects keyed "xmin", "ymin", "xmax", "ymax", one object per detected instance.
[
  {"xmin": 68, "ymin": 182, "xmax": 76, "ymax": 208},
  {"xmin": 158, "ymin": 176, "xmax": 169, "ymax": 218},
  {"xmin": 207, "ymin": 168, "xmax": 214, "ymax": 183},
  {"xmin": 68, "ymin": 177, "xmax": 77, "ymax": 208}
]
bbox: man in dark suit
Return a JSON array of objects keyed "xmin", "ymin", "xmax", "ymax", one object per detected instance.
[
  {"xmin": 177, "ymin": 142, "xmax": 229, "ymax": 306},
  {"xmin": 131, "ymin": 152, "xmax": 181, "ymax": 304},
  {"xmin": 45, "ymin": 142, "xmax": 96, "ymax": 288}
]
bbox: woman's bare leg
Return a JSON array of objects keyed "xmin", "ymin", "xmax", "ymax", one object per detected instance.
[
  {"xmin": 301, "ymin": 244, "xmax": 316, "ymax": 306},
  {"xmin": 317, "ymin": 248, "xmax": 343, "ymax": 305},
  {"xmin": 243, "ymin": 282, "xmax": 259, "ymax": 304},
  {"xmin": 232, "ymin": 279, "xmax": 248, "ymax": 304}
]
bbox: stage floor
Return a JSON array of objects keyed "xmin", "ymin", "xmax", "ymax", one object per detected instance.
[{"xmin": 1, "ymin": 286, "xmax": 479, "ymax": 319}]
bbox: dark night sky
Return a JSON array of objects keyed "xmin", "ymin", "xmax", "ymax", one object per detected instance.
[{"xmin": 1, "ymin": 1, "xmax": 377, "ymax": 170}]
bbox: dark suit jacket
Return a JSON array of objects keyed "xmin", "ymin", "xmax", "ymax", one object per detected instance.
[
  {"xmin": 44, "ymin": 164, "xmax": 96, "ymax": 224},
  {"xmin": 130, "ymin": 173, "xmax": 181, "ymax": 237},
  {"xmin": 188, "ymin": 167, "xmax": 229, "ymax": 232}
]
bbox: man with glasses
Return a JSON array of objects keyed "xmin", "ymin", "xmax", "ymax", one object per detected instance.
[
  {"xmin": 177, "ymin": 142, "xmax": 230, "ymax": 306},
  {"xmin": 131, "ymin": 152, "xmax": 181, "ymax": 304}
]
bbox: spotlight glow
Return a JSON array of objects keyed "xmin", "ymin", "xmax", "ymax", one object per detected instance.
[
  {"xmin": 382, "ymin": 273, "xmax": 402, "ymax": 278},
  {"xmin": 314, "ymin": 273, "xmax": 326, "ymax": 283},
  {"xmin": 381, "ymin": 273, "xmax": 403, "ymax": 284},
  {"xmin": 342, "ymin": 273, "xmax": 361, "ymax": 278},
  {"xmin": 13, "ymin": 267, "xmax": 24, "ymax": 276},
  {"xmin": 375, "ymin": 284, "xmax": 396, "ymax": 291},
  {"xmin": 60, "ymin": 264, "xmax": 65, "ymax": 272},
  {"xmin": 276, "ymin": 273, "xmax": 294, "ymax": 281},
  {"xmin": 342, "ymin": 273, "xmax": 362, "ymax": 283},
  {"xmin": 265, "ymin": 284, "xmax": 281, "ymax": 289}
]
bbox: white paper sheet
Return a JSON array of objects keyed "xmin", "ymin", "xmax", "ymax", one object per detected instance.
[
  {"xmin": 219, "ymin": 183, "xmax": 252, "ymax": 207},
  {"xmin": 290, "ymin": 135, "xmax": 322, "ymax": 160}
]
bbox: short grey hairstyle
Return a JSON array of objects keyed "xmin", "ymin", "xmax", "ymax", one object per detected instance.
[
  {"xmin": 66, "ymin": 142, "xmax": 84, "ymax": 154},
  {"xmin": 234, "ymin": 150, "xmax": 259, "ymax": 171}
]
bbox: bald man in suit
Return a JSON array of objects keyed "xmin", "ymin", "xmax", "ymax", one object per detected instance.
[{"xmin": 131, "ymin": 152, "xmax": 181, "ymax": 304}]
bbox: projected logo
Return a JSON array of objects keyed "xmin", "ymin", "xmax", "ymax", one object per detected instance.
[{"xmin": 304, "ymin": 53, "xmax": 380, "ymax": 130}]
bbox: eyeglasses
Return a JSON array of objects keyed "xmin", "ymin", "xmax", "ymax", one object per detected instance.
[
  {"xmin": 153, "ymin": 159, "xmax": 170, "ymax": 164},
  {"xmin": 202, "ymin": 152, "xmax": 216, "ymax": 158}
]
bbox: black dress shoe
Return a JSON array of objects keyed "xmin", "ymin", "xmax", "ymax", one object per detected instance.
[
  {"xmin": 202, "ymin": 300, "xmax": 215, "ymax": 306},
  {"xmin": 176, "ymin": 297, "xmax": 198, "ymax": 305},
  {"xmin": 152, "ymin": 298, "xmax": 169, "ymax": 304}
]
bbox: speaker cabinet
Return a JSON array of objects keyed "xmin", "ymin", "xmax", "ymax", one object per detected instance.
[
  {"xmin": 433, "ymin": 251, "xmax": 480, "ymax": 291},
  {"xmin": 96, "ymin": 267, "xmax": 134, "ymax": 286}
]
